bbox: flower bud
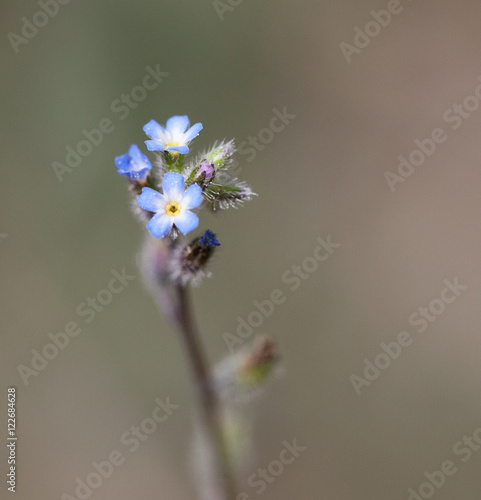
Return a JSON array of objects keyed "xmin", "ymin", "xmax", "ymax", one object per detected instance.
[
  {"xmin": 169, "ymin": 230, "xmax": 220, "ymax": 285},
  {"xmin": 115, "ymin": 144, "xmax": 152, "ymax": 184},
  {"xmin": 214, "ymin": 336, "xmax": 280, "ymax": 405},
  {"xmin": 188, "ymin": 161, "xmax": 215, "ymax": 187},
  {"xmin": 198, "ymin": 162, "xmax": 215, "ymax": 180},
  {"xmin": 205, "ymin": 140, "xmax": 236, "ymax": 170},
  {"xmin": 238, "ymin": 336, "xmax": 278, "ymax": 387}
]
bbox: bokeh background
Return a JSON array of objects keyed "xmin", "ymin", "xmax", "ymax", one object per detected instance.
[{"xmin": 2, "ymin": 0, "xmax": 481, "ymax": 498}]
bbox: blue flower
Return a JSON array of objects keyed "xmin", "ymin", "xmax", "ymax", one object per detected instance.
[
  {"xmin": 143, "ymin": 115, "xmax": 203, "ymax": 155},
  {"xmin": 115, "ymin": 144, "xmax": 152, "ymax": 181},
  {"xmin": 200, "ymin": 230, "xmax": 220, "ymax": 247},
  {"xmin": 137, "ymin": 172, "xmax": 203, "ymax": 238}
]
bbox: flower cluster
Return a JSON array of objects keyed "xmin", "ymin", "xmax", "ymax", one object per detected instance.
[
  {"xmin": 116, "ymin": 117, "xmax": 280, "ymax": 493},
  {"xmin": 116, "ymin": 115, "xmax": 255, "ymax": 284}
]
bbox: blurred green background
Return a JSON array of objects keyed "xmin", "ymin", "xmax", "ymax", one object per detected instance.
[{"xmin": 2, "ymin": 0, "xmax": 481, "ymax": 498}]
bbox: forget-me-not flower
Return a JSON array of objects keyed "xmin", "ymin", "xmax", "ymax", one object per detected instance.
[
  {"xmin": 138, "ymin": 172, "xmax": 203, "ymax": 238},
  {"xmin": 143, "ymin": 115, "xmax": 203, "ymax": 155},
  {"xmin": 115, "ymin": 144, "xmax": 152, "ymax": 181}
]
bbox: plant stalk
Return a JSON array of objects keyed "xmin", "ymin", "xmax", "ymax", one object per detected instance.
[{"xmin": 174, "ymin": 284, "xmax": 237, "ymax": 500}]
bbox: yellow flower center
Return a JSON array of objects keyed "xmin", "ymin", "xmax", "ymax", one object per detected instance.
[
  {"xmin": 166, "ymin": 202, "xmax": 180, "ymax": 216},
  {"xmin": 166, "ymin": 142, "xmax": 180, "ymax": 158}
]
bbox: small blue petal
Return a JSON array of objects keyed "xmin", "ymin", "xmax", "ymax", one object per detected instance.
[
  {"xmin": 118, "ymin": 167, "xmax": 151, "ymax": 181},
  {"xmin": 174, "ymin": 211, "xmax": 199, "ymax": 235},
  {"xmin": 143, "ymin": 119, "xmax": 164, "ymax": 139},
  {"xmin": 145, "ymin": 140, "xmax": 165, "ymax": 151},
  {"xmin": 147, "ymin": 213, "xmax": 173, "ymax": 238},
  {"xmin": 131, "ymin": 145, "xmax": 152, "ymax": 169},
  {"xmin": 200, "ymin": 230, "xmax": 220, "ymax": 247},
  {"xmin": 128, "ymin": 144, "xmax": 149, "ymax": 164},
  {"xmin": 166, "ymin": 115, "xmax": 189, "ymax": 134},
  {"xmin": 162, "ymin": 172, "xmax": 185, "ymax": 199},
  {"xmin": 137, "ymin": 187, "xmax": 164, "ymax": 212},
  {"xmin": 182, "ymin": 184, "xmax": 203, "ymax": 210},
  {"xmin": 166, "ymin": 144, "xmax": 189, "ymax": 154},
  {"xmin": 115, "ymin": 153, "xmax": 130, "ymax": 170},
  {"xmin": 128, "ymin": 144, "xmax": 141, "ymax": 159},
  {"xmin": 183, "ymin": 122, "xmax": 203, "ymax": 142}
]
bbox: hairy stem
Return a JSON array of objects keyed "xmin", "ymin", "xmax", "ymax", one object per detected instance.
[{"xmin": 174, "ymin": 284, "xmax": 237, "ymax": 500}]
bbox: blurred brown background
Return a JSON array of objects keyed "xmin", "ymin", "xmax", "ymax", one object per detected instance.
[{"xmin": 2, "ymin": 0, "xmax": 481, "ymax": 498}]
